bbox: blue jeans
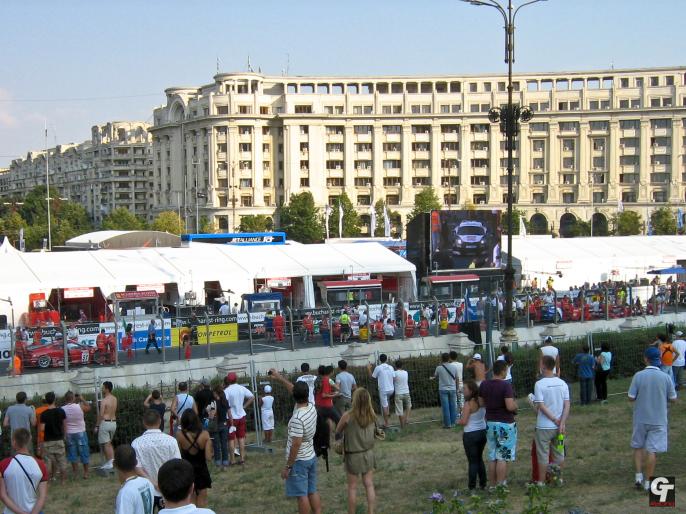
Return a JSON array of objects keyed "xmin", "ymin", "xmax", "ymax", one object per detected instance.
[
  {"xmin": 66, "ymin": 432, "xmax": 90, "ymax": 464},
  {"xmin": 212, "ymin": 426, "xmax": 229, "ymax": 466},
  {"xmin": 439, "ymin": 389, "xmax": 458, "ymax": 428},
  {"xmin": 285, "ymin": 456, "xmax": 318, "ymax": 497},
  {"xmin": 579, "ymin": 377, "xmax": 593, "ymax": 405}
]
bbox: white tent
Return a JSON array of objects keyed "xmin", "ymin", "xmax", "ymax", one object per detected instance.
[
  {"xmin": 0, "ymin": 238, "xmax": 416, "ymax": 323},
  {"xmin": 504, "ymin": 235, "xmax": 686, "ymax": 289}
]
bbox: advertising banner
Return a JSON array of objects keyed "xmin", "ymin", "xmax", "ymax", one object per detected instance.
[
  {"xmin": 0, "ymin": 330, "xmax": 10, "ymax": 361},
  {"xmin": 170, "ymin": 315, "xmax": 239, "ymax": 347},
  {"xmin": 116, "ymin": 319, "xmax": 172, "ymax": 351},
  {"xmin": 430, "ymin": 210, "xmax": 502, "ymax": 270}
]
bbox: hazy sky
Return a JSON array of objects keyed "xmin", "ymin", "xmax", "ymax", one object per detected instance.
[{"xmin": 1, "ymin": 0, "xmax": 684, "ymax": 167}]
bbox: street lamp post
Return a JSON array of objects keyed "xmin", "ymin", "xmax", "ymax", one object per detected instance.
[{"xmin": 460, "ymin": 0, "xmax": 548, "ymax": 343}]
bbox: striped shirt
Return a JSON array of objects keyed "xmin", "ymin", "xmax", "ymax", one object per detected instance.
[{"xmin": 286, "ymin": 404, "xmax": 317, "ymax": 461}]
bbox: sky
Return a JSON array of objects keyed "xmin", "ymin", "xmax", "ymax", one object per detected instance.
[{"xmin": 1, "ymin": 0, "xmax": 684, "ymax": 167}]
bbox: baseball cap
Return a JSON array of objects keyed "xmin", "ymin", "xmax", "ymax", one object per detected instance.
[
  {"xmin": 644, "ymin": 346, "xmax": 661, "ymax": 367},
  {"xmin": 544, "ymin": 336, "xmax": 553, "ymax": 343},
  {"xmin": 200, "ymin": 378, "xmax": 209, "ymax": 386},
  {"xmin": 473, "ymin": 353, "xmax": 482, "ymax": 360},
  {"xmin": 264, "ymin": 385, "xmax": 272, "ymax": 393},
  {"xmin": 226, "ymin": 372, "xmax": 237, "ymax": 383}
]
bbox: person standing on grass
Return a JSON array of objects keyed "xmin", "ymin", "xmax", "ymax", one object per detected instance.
[
  {"xmin": 432, "ymin": 353, "xmax": 460, "ymax": 429},
  {"xmin": 658, "ymin": 335, "xmax": 679, "ymax": 385},
  {"xmin": 223, "ymin": 372, "xmax": 254, "ymax": 466},
  {"xmin": 194, "ymin": 379, "xmax": 214, "ymax": 429},
  {"xmin": 171, "ymin": 382, "xmax": 197, "ymax": 433},
  {"xmin": 131, "ymin": 409, "xmax": 182, "ymax": 511},
  {"xmin": 315, "ymin": 365, "xmax": 341, "ymax": 432},
  {"xmin": 157, "ymin": 459, "xmax": 216, "ymax": 514},
  {"xmin": 297, "ymin": 363, "xmax": 318, "ymax": 405},
  {"xmin": 114, "ymin": 444, "xmax": 155, "ymax": 514},
  {"xmin": 96, "ymin": 381, "xmax": 118, "ymax": 473},
  {"xmin": 260, "ymin": 385, "xmax": 275, "ymax": 443},
  {"xmin": 449, "ymin": 351, "xmax": 465, "ymax": 411},
  {"xmin": 34, "ymin": 396, "xmax": 49, "ymax": 459},
  {"xmin": 539, "ymin": 336, "xmax": 561, "ymax": 376},
  {"xmin": 175, "ymin": 410, "xmax": 212, "ymax": 508},
  {"xmin": 38, "ymin": 391, "xmax": 67, "ymax": 485},
  {"xmin": 209, "ymin": 385, "xmax": 230, "ymax": 470},
  {"xmin": 594, "ymin": 342, "xmax": 612, "ymax": 403},
  {"xmin": 628, "ymin": 347, "xmax": 677, "ymax": 492},
  {"xmin": 335, "ymin": 387, "xmax": 378, "ymax": 514},
  {"xmin": 3, "ymin": 392, "xmax": 36, "ymax": 442},
  {"xmin": 572, "ymin": 344, "xmax": 595, "ymax": 405},
  {"xmin": 479, "ymin": 360, "xmax": 518, "ymax": 487},
  {"xmin": 466, "ymin": 354, "xmax": 486, "ymax": 387},
  {"xmin": 393, "ymin": 360, "xmax": 412, "ymax": 428},
  {"xmin": 335, "ymin": 360, "xmax": 357, "ymax": 414},
  {"xmin": 672, "ymin": 330, "xmax": 686, "ymax": 390},
  {"xmin": 458, "ymin": 380, "xmax": 487, "ymax": 491},
  {"xmin": 0, "ymin": 428, "xmax": 48, "ymax": 514},
  {"xmin": 144, "ymin": 390, "xmax": 168, "ymax": 433},
  {"xmin": 368, "ymin": 354, "xmax": 395, "ymax": 428},
  {"xmin": 532, "ymin": 355, "xmax": 570, "ymax": 485},
  {"xmin": 62, "ymin": 391, "xmax": 91, "ymax": 479},
  {"xmin": 496, "ymin": 346, "xmax": 514, "ymax": 385},
  {"xmin": 276, "ymin": 377, "xmax": 322, "ymax": 514}
]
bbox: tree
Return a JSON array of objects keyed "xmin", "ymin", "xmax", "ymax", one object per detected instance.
[
  {"xmin": 151, "ymin": 211, "xmax": 184, "ymax": 235},
  {"xmin": 408, "ymin": 187, "xmax": 441, "ymax": 222},
  {"xmin": 327, "ymin": 192, "xmax": 361, "ymax": 238},
  {"xmin": 569, "ymin": 219, "xmax": 591, "ymax": 237},
  {"xmin": 371, "ymin": 200, "xmax": 401, "ymax": 237},
  {"xmin": 0, "ymin": 211, "xmax": 27, "ymax": 246},
  {"xmin": 611, "ymin": 210, "xmax": 642, "ymax": 236},
  {"xmin": 102, "ymin": 207, "xmax": 147, "ymax": 231},
  {"xmin": 502, "ymin": 208, "xmax": 528, "ymax": 235},
  {"xmin": 239, "ymin": 215, "xmax": 273, "ymax": 232},
  {"xmin": 278, "ymin": 191, "xmax": 322, "ymax": 243},
  {"xmin": 199, "ymin": 216, "xmax": 216, "ymax": 234},
  {"xmin": 650, "ymin": 207, "xmax": 676, "ymax": 235}
]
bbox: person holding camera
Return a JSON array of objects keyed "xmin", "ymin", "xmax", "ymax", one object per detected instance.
[{"xmin": 62, "ymin": 391, "xmax": 91, "ymax": 479}]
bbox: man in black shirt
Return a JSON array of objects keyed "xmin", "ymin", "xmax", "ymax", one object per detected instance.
[
  {"xmin": 39, "ymin": 391, "xmax": 67, "ymax": 484},
  {"xmin": 194, "ymin": 379, "xmax": 213, "ymax": 425}
]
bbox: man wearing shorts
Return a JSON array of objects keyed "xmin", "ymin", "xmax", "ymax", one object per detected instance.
[
  {"xmin": 393, "ymin": 360, "xmax": 412, "ymax": 428},
  {"xmin": 224, "ymin": 372, "xmax": 254, "ymax": 465},
  {"xmin": 368, "ymin": 354, "xmax": 395, "ymax": 428},
  {"xmin": 533, "ymin": 356, "xmax": 570, "ymax": 485},
  {"xmin": 38, "ymin": 391, "xmax": 68, "ymax": 484},
  {"xmin": 96, "ymin": 381, "xmax": 118, "ymax": 473},
  {"xmin": 479, "ymin": 360, "xmax": 518, "ymax": 487},
  {"xmin": 628, "ymin": 347, "xmax": 677, "ymax": 492}
]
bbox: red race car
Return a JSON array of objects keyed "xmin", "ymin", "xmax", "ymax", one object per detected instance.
[{"xmin": 17, "ymin": 335, "xmax": 99, "ymax": 369}]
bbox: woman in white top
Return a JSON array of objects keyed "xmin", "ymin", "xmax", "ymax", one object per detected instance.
[
  {"xmin": 259, "ymin": 385, "xmax": 275, "ymax": 443},
  {"xmin": 457, "ymin": 380, "xmax": 487, "ymax": 490},
  {"xmin": 170, "ymin": 382, "xmax": 197, "ymax": 433}
]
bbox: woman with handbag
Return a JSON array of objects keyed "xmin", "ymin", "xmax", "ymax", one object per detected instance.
[{"xmin": 335, "ymin": 387, "xmax": 381, "ymax": 514}]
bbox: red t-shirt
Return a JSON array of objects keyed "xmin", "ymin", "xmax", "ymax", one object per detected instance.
[{"xmin": 314, "ymin": 377, "xmax": 334, "ymax": 408}]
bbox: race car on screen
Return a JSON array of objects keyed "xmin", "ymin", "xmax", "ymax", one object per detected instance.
[{"xmin": 16, "ymin": 334, "xmax": 101, "ymax": 368}]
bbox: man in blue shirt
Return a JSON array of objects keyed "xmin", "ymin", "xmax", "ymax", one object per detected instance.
[
  {"xmin": 572, "ymin": 344, "xmax": 595, "ymax": 405},
  {"xmin": 628, "ymin": 347, "xmax": 677, "ymax": 492}
]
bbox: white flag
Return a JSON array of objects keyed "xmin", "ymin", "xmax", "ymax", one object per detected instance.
[
  {"xmin": 617, "ymin": 199, "xmax": 624, "ymax": 213},
  {"xmin": 338, "ymin": 202, "xmax": 343, "ymax": 238},
  {"xmin": 324, "ymin": 205, "xmax": 332, "ymax": 239},
  {"xmin": 383, "ymin": 205, "xmax": 391, "ymax": 237},
  {"xmin": 369, "ymin": 204, "xmax": 376, "ymax": 237},
  {"xmin": 519, "ymin": 216, "xmax": 527, "ymax": 237}
]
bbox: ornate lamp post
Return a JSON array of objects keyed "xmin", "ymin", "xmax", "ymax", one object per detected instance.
[{"xmin": 459, "ymin": 0, "xmax": 547, "ymax": 343}]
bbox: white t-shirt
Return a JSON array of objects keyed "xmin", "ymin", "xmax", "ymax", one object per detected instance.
[
  {"xmin": 540, "ymin": 345, "xmax": 559, "ymax": 374},
  {"xmin": 131, "ymin": 429, "xmax": 181, "ymax": 496},
  {"xmin": 534, "ymin": 376, "xmax": 570, "ymax": 430},
  {"xmin": 372, "ymin": 363, "xmax": 395, "ymax": 393},
  {"xmin": 159, "ymin": 504, "xmax": 216, "ymax": 514},
  {"xmin": 496, "ymin": 355, "xmax": 512, "ymax": 380},
  {"xmin": 672, "ymin": 338, "xmax": 686, "ymax": 367},
  {"xmin": 261, "ymin": 395, "xmax": 274, "ymax": 412},
  {"xmin": 175, "ymin": 394, "xmax": 195, "ymax": 418},
  {"xmin": 393, "ymin": 369, "xmax": 410, "ymax": 395},
  {"xmin": 224, "ymin": 384, "xmax": 254, "ymax": 420},
  {"xmin": 218, "ymin": 304, "xmax": 230, "ymax": 315},
  {"xmin": 384, "ymin": 322, "xmax": 395, "ymax": 337},
  {"xmin": 296, "ymin": 374, "xmax": 317, "ymax": 404},
  {"xmin": 116, "ymin": 476, "xmax": 155, "ymax": 514},
  {"xmin": 0, "ymin": 454, "xmax": 48, "ymax": 514}
]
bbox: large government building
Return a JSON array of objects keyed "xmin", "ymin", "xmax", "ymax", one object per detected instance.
[
  {"xmin": 3, "ymin": 122, "xmax": 152, "ymax": 224},
  {"xmin": 149, "ymin": 66, "xmax": 686, "ymax": 236},
  {"xmin": 3, "ymin": 67, "xmax": 686, "ymax": 237}
]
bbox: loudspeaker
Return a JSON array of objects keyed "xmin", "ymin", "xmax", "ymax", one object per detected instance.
[{"xmin": 0, "ymin": 315, "xmax": 7, "ymax": 330}]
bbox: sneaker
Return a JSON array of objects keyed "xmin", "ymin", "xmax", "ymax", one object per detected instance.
[
  {"xmin": 234, "ymin": 448, "xmax": 241, "ymax": 457},
  {"xmin": 635, "ymin": 481, "xmax": 643, "ymax": 490}
]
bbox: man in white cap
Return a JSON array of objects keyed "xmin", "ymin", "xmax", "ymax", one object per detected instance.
[
  {"xmin": 539, "ymin": 336, "xmax": 561, "ymax": 377},
  {"xmin": 467, "ymin": 353, "xmax": 487, "ymax": 386},
  {"xmin": 672, "ymin": 330, "xmax": 686, "ymax": 390}
]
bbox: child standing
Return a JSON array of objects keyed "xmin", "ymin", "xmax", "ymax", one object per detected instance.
[{"xmin": 259, "ymin": 385, "xmax": 275, "ymax": 443}]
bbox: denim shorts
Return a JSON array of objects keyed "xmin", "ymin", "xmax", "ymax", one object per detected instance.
[
  {"xmin": 66, "ymin": 431, "xmax": 90, "ymax": 464},
  {"xmin": 285, "ymin": 456, "xmax": 318, "ymax": 497}
]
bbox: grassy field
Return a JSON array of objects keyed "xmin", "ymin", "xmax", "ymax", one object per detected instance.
[{"xmin": 44, "ymin": 377, "xmax": 683, "ymax": 514}]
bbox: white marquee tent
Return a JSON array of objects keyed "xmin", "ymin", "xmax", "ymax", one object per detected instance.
[
  {"xmin": 0, "ymin": 238, "xmax": 416, "ymax": 323},
  {"xmin": 504, "ymin": 235, "xmax": 686, "ymax": 289}
]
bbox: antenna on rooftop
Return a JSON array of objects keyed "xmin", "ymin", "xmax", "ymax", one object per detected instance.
[
  {"xmin": 247, "ymin": 55, "xmax": 254, "ymax": 72},
  {"xmin": 216, "ymin": 57, "xmax": 220, "ymax": 74},
  {"xmin": 285, "ymin": 53, "xmax": 290, "ymax": 76}
]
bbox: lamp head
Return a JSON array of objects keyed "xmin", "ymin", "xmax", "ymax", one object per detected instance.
[
  {"xmin": 519, "ymin": 106, "xmax": 534, "ymax": 123},
  {"xmin": 488, "ymin": 108, "xmax": 502, "ymax": 123}
]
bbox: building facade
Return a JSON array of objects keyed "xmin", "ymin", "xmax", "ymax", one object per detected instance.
[
  {"xmin": 3, "ymin": 122, "xmax": 152, "ymax": 224},
  {"xmin": 149, "ymin": 67, "xmax": 686, "ymax": 236}
]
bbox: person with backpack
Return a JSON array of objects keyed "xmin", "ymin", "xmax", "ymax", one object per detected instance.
[
  {"xmin": 0, "ymin": 428, "xmax": 48, "ymax": 514},
  {"xmin": 315, "ymin": 366, "xmax": 341, "ymax": 429},
  {"xmin": 268, "ymin": 369, "xmax": 322, "ymax": 514},
  {"xmin": 658, "ymin": 336, "xmax": 680, "ymax": 384},
  {"xmin": 170, "ymin": 382, "xmax": 197, "ymax": 433}
]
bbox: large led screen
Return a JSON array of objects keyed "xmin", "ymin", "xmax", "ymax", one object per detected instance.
[{"xmin": 430, "ymin": 210, "xmax": 502, "ymax": 270}]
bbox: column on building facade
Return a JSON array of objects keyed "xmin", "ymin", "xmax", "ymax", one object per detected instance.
[
  {"xmin": 488, "ymin": 125, "xmax": 499, "ymax": 204},
  {"xmin": 430, "ymin": 123, "xmax": 441, "ymax": 190},
  {"xmin": 638, "ymin": 119, "xmax": 651, "ymax": 203},
  {"xmin": 400, "ymin": 124, "xmax": 413, "ymax": 206},
  {"xmin": 459, "ymin": 123, "xmax": 470, "ymax": 206},
  {"xmin": 548, "ymin": 122, "xmax": 561, "ymax": 203},
  {"xmin": 371, "ymin": 124, "xmax": 384, "ymax": 205},
  {"xmin": 308, "ymin": 124, "xmax": 326, "ymax": 206},
  {"xmin": 282, "ymin": 124, "xmax": 300, "ymax": 202},
  {"xmin": 518, "ymin": 124, "xmax": 531, "ymax": 204},
  {"xmin": 343, "ymin": 125, "xmax": 355, "ymax": 204},
  {"xmin": 607, "ymin": 120, "xmax": 620, "ymax": 202},
  {"xmin": 252, "ymin": 121, "xmax": 265, "ymax": 207},
  {"xmin": 669, "ymin": 118, "xmax": 681, "ymax": 203}
]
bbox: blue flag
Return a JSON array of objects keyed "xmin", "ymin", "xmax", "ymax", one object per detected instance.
[{"xmin": 678, "ymin": 208, "xmax": 683, "ymax": 231}]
